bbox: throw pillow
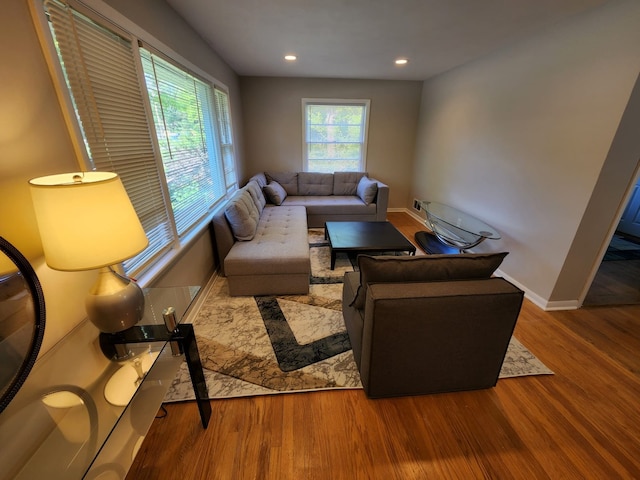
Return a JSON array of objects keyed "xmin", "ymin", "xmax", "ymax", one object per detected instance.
[
  {"xmin": 333, "ymin": 172, "xmax": 366, "ymax": 195},
  {"xmin": 224, "ymin": 189, "xmax": 260, "ymax": 241},
  {"xmin": 351, "ymin": 252, "xmax": 509, "ymax": 309},
  {"xmin": 356, "ymin": 176, "xmax": 378, "ymax": 205},
  {"xmin": 266, "ymin": 172, "xmax": 298, "ymax": 195},
  {"xmin": 263, "ymin": 181, "xmax": 288, "ymax": 205}
]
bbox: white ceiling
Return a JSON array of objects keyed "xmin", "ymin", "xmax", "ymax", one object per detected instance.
[{"xmin": 167, "ymin": 0, "xmax": 610, "ymax": 81}]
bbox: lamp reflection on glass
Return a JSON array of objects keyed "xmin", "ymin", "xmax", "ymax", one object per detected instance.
[
  {"xmin": 103, "ymin": 348, "xmax": 159, "ymax": 407},
  {"xmin": 29, "ymin": 172, "xmax": 148, "ymax": 334},
  {"xmin": 41, "ymin": 389, "xmax": 92, "ymax": 444}
]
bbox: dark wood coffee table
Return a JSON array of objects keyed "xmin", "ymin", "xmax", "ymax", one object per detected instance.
[{"xmin": 324, "ymin": 221, "xmax": 416, "ymax": 269}]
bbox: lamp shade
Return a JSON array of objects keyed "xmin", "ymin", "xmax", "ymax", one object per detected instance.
[{"xmin": 29, "ymin": 172, "xmax": 148, "ymax": 271}]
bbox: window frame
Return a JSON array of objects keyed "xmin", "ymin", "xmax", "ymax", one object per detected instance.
[
  {"xmin": 30, "ymin": 0, "xmax": 238, "ymax": 283},
  {"xmin": 302, "ymin": 98, "xmax": 371, "ymax": 173}
]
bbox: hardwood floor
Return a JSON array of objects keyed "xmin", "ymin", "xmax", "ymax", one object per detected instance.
[
  {"xmin": 127, "ymin": 212, "xmax": 640, "ymax": 479},
  {"xmin": 584, "ymin": 259, "xmax": 640, "ymax": 306}
]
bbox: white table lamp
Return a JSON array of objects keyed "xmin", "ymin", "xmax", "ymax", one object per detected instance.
[{"xmin": 29, "ymin": 172, "xmax": 148, "ymax": 333}]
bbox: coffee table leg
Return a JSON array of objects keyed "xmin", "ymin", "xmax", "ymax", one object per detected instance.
[{"xmin": 331, "ymin": 250, "xmax": 336, "ymax": 270}]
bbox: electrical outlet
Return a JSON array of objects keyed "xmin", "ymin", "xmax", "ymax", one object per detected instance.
[{"xmin": 413, "ymin": 199, "xmax": 421, "ymax": 211}]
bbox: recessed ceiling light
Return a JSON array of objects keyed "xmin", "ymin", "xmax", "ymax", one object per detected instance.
[
  {"xmin": 284, "ymin": 55, "xmax": 297, "ymax": 61},
  {"xmin": 395, "ymin": 58, "xmax": 408, "ymax": 65}
]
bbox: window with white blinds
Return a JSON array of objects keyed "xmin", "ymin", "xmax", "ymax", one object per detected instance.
[
  {"xmin": 42, "ymin": 0, "xmax": 237, "ymax": 275},
  {"xmin": 140, "ymin": 49, "xmax": 226, "ymax": 236},
  {"xmin": 46, "ymin": 0, "xmax": 174, "ymax": 273},
  {"xmin": 214, "ymin": 88, "xmax": 237, "ymax": 190},
  {"xmin": 303, "ymin": 99, "xmax": 370, "ymax": 173}
]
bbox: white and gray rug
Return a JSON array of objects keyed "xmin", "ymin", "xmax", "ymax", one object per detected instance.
[{"xmin": 163, "ymin": 230, "xmax": 553, "ymax": 402}]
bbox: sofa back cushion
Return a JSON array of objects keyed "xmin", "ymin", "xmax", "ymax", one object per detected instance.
[
  {"xmin": 224, "ymin": 188, "xmax": 260, "ymax": 241},
  {"xmin": 245, "ymin": 180, "xmax": 266, "ymax": 213},
  {"xmin": 333, "ymin": 172, "xmax": 366, "ymax": 195},
  {"xmin": 248, "ymin": 173, "xmax": 267, "ymax": 189},
  {"xmin": 298, "ymin": 172, "xmax": 334, "ymax": 195},
  {"xmin": 351, "ymin": 252, "xmax": 509, "ymax": 309},
  {"xmin": 266, "ymin": 172, "xmax": 298, "ymax": 195}
]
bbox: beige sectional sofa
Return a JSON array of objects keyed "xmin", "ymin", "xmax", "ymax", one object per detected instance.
[{"xmin": 212, "ymin": 171, "xmax": 389, "ymax": 296}]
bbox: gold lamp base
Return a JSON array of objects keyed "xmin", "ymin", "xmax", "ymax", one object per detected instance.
[{"xmin": 86, "ymin": 266, "xmax": 144, "ymax": 333}]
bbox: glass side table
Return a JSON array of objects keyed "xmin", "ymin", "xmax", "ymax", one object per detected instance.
[
  {"xmin": 415, "ymin": 201, "xmax": 501, "ymax": 254},
  {"xmin": 0, "ymin": 286, "xmax": 208, "ymax": 480}
]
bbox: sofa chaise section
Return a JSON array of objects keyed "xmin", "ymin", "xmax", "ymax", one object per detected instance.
[{"xmin": 212, "ymin": 185, "xmax": 310, "ymax": 296}]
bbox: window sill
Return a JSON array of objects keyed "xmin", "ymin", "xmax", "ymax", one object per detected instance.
[{"xmin": 135, "ymin": 209, "xmax": 218, "ymax": 288}]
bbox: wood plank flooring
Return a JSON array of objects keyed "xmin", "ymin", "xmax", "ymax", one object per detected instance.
[
  {"xmin": 127, "ymin": 212, "xmax": 640, "ymax": 479},
  {"xmin": 584, "ymin": 259, "xmax": 640, "ymax": 306}
]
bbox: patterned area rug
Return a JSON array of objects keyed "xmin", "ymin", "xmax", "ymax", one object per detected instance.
[{"xmin": 163, "ymin": 230, "xmax": 552, "ymax": 402}]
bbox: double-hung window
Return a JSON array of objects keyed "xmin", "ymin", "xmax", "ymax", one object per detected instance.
[
  {"xmin": 140, "ymin": 48, "xmax": 226, "ymax": 236},
  {"xmin": 39, "ymin": 0, "xmax": 237, "ymax": 276},
  {"xmin": 214, "ymin": 88, "xmax": 237, "ymax": 191},
  {"xmin": 303, "ymin": 99, "xmax": 370, "ymax": 173}
]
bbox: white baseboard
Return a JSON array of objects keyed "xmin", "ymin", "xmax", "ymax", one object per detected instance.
[
  {"xmin": 387, "ymin": 207, "xmax": 425, "ymax": 225},
  {"xmin": 495, "ymin": 269, "xmax": 580, "ymax": 311},
  {"xmin": 542, "ymin": 300, "xmax": 581, "ymax": 311}
]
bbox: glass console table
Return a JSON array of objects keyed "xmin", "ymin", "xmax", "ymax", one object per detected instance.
[
  {"xmin": 0, "ymin": 286, "xmax": 208, "ymax": 480},
  {"xmin": 415, "ymin": 201, "xmax": 501, "ymax": 254}
]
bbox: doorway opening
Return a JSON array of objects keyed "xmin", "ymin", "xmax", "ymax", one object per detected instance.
[{"xmin": 584, "ymin": 176, "xmax": 640, "ymax": 306}]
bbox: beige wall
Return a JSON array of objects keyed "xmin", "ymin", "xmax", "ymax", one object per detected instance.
[
  {"xmin": 553, "ymin": 73, "xmax": 640, "ymax": 303},
  {"xmin": 2, "ymin": 0, "xmax": 89, "ymax": 354},
  {"xmin": 412, "ymin": 0, "xmax": 640, "ymax": 307},
  {"xmin": 239, "ymin": 77, "xmax": 422, "ymax": 209},
  {"xmin": 1, "ymin": 0, "xmax": 240, "ymax": 354}
]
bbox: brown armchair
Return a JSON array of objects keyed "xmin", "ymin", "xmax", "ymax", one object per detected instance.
[{"xmin": 342, "ymin": 253, "xmax": 524, "ymax": 398}]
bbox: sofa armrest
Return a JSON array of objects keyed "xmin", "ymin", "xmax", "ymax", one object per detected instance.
[
  {"xmin": 211, "ymin": 208, "xmax": 235, "ymax": 276},
  {"xmin": 369, "ymin": 178, "xmax": 388, "ymax": 221}
]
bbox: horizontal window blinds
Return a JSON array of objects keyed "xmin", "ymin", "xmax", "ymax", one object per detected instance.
[
  {"xmin": 214, "ymin": 88, "xmax": 237, "ymax": 189},
  {"xmin": 45, "ymin": 0, "xmax": 174, "ymax": 273},
  {"xmin": 304, "ymin": 102, "xmax": 368, "ymax": 173},
  {"xmin": 139, "ymin": 49, "xmax": 226, "ymax": 235}
]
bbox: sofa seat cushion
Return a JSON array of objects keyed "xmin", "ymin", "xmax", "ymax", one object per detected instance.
[
  {"xmin": 224, "ymin": 205, "xmax": 310, "ymax": 277},
  {"xmin": 281, "ymin": 195, "xmax": 376, "ymax": 215},
  {"xmin": 351, "ymin": 252, "xmax": 509, "ymax": 309}
]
